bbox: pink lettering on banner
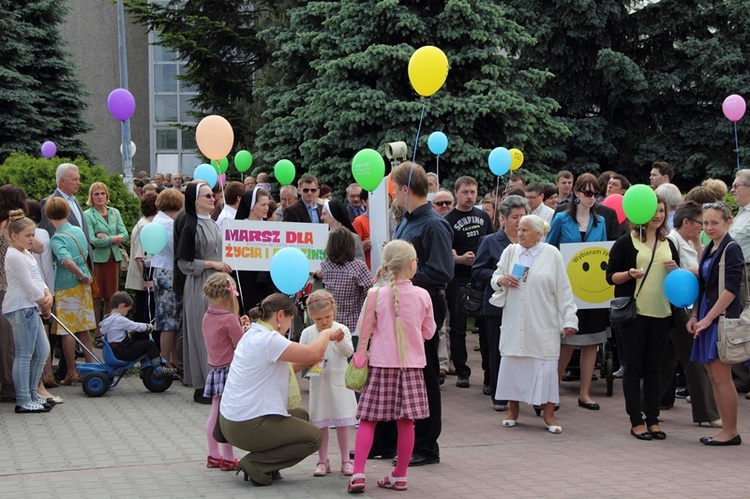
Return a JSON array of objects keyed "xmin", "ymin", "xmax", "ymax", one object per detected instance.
[
  {"xmin": 225, "ymin": 229, "xmax": 280, "ymax": 243},
  {"xmin": 286, "ymin": 231, "xmax": 313, "ymax": 244}
]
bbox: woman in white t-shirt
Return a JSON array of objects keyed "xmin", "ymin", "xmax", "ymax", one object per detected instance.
[{"xmin": 219, "ymin": 293, "xmax": 344, "ymax": 487}]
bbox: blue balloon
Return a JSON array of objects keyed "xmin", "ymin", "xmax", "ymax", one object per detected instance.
[
  {"xmin": 428, "ymin": 131, "xmax": 448, "ymax": 155},
  {"xmin": 270, "ymin": 247, "xmax": 310, "ymax": 295},
  {"xmin": 664, "ymin": 269, "xmax": 699, "ymax": 308},
  {"xmin": 488, "ymin": 147, "xmax": 512, "ymax": 176},
  {"xmin": 194, "ymin": 163, "xmax": 218, "ymax": 188},
  {"xmin": 140, "ymin": 222, "xmax": 168, "ymax": 255}
]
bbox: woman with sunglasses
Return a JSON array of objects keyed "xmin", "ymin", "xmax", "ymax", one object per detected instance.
[
  {"xmin": 547, "ymin": 173, "xmax": 609, "ymax": 412},
  {"xmin": 687, "ymin": 203, "xmax": 744, "ymax": 445},
  {"xmin": 178, "ymin": 181, "xmax": 232, "ymax": 404},
  {"xmin": 606, "ymin": 197, "xmax": 679, "ymax": 440}
]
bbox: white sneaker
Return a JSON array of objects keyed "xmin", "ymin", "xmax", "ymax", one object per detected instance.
[{"xmin": 613, "ymin": 368, "xmax": 624, "ymax": 378}]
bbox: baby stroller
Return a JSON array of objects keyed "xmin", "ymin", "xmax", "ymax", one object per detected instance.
[{"xmin": 51, "ymin": 313, "xmax": 173, "ymax": 397}]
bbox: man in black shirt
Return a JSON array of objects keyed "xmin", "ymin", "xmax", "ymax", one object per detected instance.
[{"xmin": 444, "ymin": 176, "xmax": 494, "ymax": 388}]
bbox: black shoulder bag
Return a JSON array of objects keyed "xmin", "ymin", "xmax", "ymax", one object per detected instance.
[{"xmin": 609, "ymin": 236, "xmax": 658, "ymax": 326}]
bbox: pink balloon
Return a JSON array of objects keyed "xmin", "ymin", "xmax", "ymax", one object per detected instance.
[
  {"xmin": 218, "ymin": 173, "xmax": 227, "ymax": 186},
  {"xmin": 107, "ymin": 88, "xmax": 136, "ymax": 121},
  {"xmin": 602, "ymin": 193, "xmax": 626, "ymax": 224},
  {"xmin": 722, "ymin": 94, "xmax": 746, "ymax": 122},
  {"xmin": 40, "ymin": 141, "xmax": 56, "ymax": 159}
]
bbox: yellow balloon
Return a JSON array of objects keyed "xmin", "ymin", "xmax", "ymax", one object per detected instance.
[
  {"xmin": 195, "ymin": 115, "xmax": 234, "ymax": 161},
  {"xmin": 509, "ymin": 148, "xmax": 524, "ymax": 170},
  {"xmin": 408, "ymin": 46, "xmax": 449, "ymax": 97}
]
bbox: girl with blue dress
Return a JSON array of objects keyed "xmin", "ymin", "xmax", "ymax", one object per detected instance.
[{"xmin": 688, "ymin": 203, "xmax": 744, "ymax": 446}]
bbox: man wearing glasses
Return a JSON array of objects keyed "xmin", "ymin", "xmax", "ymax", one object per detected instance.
[
  {"xmin": 431, "ymin": 189, "xmax": 454, "ymax": 216},
  {"xmin": 525, "ymin": 182, "xmax": 554, "ymax": 224},
  {"xmin": 282, "ymin": 174, "xmax": 323, "ymax": 223}
]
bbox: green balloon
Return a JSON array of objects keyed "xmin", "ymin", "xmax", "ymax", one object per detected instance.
[
  {"xmin": 274, "ymin": 159, "xmax": 296, "ymax": 185},
  {"xmin": 351, "ymin": 148, "xmax": 385, "ymax": 191},
  {"xmin": 211, "ymin": 157, "xmax": 229, "ymax": 174},
  {"xmin": 235, "ymin": 150, "xmax": 253, "ymax": 173},
  {"xmin": 622, "ymin": 184, "xmax": 658, "ymax": 225}
]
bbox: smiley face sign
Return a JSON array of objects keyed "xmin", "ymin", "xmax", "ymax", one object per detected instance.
[{"xmin": 560, "ymin": 242, "xmax": 615, "ymax": 309}]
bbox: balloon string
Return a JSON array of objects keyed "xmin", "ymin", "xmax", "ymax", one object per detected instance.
[
  {"xmin": 734, "ymin": 122, "xmax": 741, "ymax": 170},
  {"xmin": 494, "ymin": 175, "xmax": 500, "ymax": 227},
  {"xmin": 234, "ymin": 268, "xmax": 245, "ymax": 313},
  {"xmin": 403, "ymin": 99, "xmax": 428, "ymax": 218},
  {"xmin": 436, "ymin": 155, "xmax": 440, "ymax": 184}
]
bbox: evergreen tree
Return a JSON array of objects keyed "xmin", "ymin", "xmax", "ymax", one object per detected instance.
[
  {"xmin": 255, "ymin": 0, "xmax": 569, "ymax": 191},
  {"xmin": 505, "ymin": 0, "xmax": 750, "ymax": 186},
  {"xmin": 0, "ymin": 0, "xmax": 92, "ymax": 162},
  {"xmin": 126, "ymin": 0, "xmax": 276, "ymax": 149}
]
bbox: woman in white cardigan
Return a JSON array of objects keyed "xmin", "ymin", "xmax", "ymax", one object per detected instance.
[{"xmin": 490, "ymin": 215, "xmax": 578, "ymax": 434}]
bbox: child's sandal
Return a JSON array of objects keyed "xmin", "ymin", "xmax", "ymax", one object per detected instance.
[
  {"xmin": 206, "ymin": 455, "xmax": 221, "ymax": 469},
  {"xmin": 313, "ymin": 459, "xmax": 330, "ymax": 477},
  {"xmin": 341, "ymin": 460, "xmax": 354, "ymax": 476},
  {"xmin": 219, "ymin": 457, "xmax": 239, "ymax": 471},
  {"xmin": 377, "ymin": 472, "xmax": 407, "ymax": 491},
  {"xmin": 348, "ymin": 473, "xmax": 366, "ymax": 493}
]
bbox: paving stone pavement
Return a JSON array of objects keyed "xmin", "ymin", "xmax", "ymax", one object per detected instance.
[{"xmin": 1, "ymin": 333, "xmax": 749, "ymax": 498}]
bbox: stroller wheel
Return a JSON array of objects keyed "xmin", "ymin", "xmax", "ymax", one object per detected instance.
[{"xmin": 82, "ymin": 372, "xmax": 109, "ymax": 397}]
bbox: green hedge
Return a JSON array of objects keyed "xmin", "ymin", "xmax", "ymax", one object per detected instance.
[{"xmin": 0, "ymin": 153, "xmax": 141, "ymax": 231}]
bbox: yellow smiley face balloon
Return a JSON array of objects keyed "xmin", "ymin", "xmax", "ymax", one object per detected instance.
[{"xmin": 566, "ymin": 246, "xmax": 614, "ymax": 304}]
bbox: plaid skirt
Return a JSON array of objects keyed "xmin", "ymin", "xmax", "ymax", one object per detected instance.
[
  {"xmin": 356, "ymin": 366, "xmax": 429, "ymax": 422},
  {"xmin": 203, "ymin": 364, "xmax": 230, "ymax": 398}
]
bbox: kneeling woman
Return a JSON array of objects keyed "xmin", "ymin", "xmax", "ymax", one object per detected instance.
[
  {"xmin": 219, "ymin": 293, "xmax": 344, "ymax": 486},
  {"xmin": 490, "ymin": 215, "xmax": 578, "ymax": 433}
]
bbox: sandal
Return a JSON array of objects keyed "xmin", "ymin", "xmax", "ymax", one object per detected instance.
[
  {"xmin": 341, "ymin": 460, "xmax": 354, "ymax": 476},
  {"xmin": 313, "ymin": 459, "xmax": 330, "ymax": 477},
  {"xmin": 348, "ymin": 473, "xmax": 366, "ymax": 493},
  {"xmin": 377, "ymin": 472, "xmax": 407, "ymax": 491},
  {"xmin": 206, "ymin": 455, "xmax": 221, "ymax": 469},
  {"xmin": 220, "ymin": 457, "xmax": 239, "ymax": 471}
]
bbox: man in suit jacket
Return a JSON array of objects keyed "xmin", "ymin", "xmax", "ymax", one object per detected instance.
[
  {"xmin": 40, "ymin": 163, "xmax": 91, "ymax": 243},
  {"xmin": 282, "ymin": 174, "xmax": 323, "ymax": 223},
  {"xmin": 345, "ymin": 182, "xmax": 365, "ymax": 222}
]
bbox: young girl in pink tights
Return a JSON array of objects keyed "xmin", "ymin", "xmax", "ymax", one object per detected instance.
[
  {"xmin": 201, "ymin": 272, "xmax": 246, "ymax": 472},
  {"xmin": 348, "ymin": 240, "xmax": 435, "ymax": 493}
]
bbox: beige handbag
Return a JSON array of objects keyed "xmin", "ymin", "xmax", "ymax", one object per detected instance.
[{"xmin": 717, "ymin": 242, "xmax": 750, "ymax": 364}]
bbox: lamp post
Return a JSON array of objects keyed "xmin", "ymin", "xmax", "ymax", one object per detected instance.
[{"xmin": 116, "ymin": 0, "xmax": 133, "ymax": 189}]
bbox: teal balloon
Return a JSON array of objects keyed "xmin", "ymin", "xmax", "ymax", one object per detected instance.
[
  {"xmin": 488, "ymin": 147, "xmax": 511, "ymax": 176},
  {"xmin": 428, "ymin": 132, "xmax": 448, "ymax": 155},
  {"xmin": 194, "ymin": 163, "xmax": 218, "ymax": 188},
  {"xmin": 664, "ymin": 269, "xmax": 699, "ymax": 308},
  {"xmin": 140, "ymin": 222, "xmax": 168, "ymax": 255},
  {"xmin": 211, "ymin": 157, "xmax": 229, "ymax": 174},
  {"xmin": 270, "ymin": 247, "xmax": 309, "ymax": 294},
  {"xmin": 351, "ymin": 148, "xmax": 385, "ymax": 191},
  {"xmin": 274, "ymin": 159, "xmax": 296, "ymax": 185},
  {"xmin": 235, "ymin": 150, "xmax": 253, "ymax": 172},
  {"xmin": 622, "ymin": 184, "xmax": 657, "ymax": 225}
]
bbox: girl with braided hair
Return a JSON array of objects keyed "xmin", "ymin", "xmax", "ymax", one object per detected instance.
[{"xmin": 348, "ymin": 240, "xmax": 436, "ymax": 494}]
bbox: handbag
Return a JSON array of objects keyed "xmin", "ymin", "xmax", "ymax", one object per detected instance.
[
  {"xmin": 489, "ymin": 245, "xmax": 519, "ymax": 308},
  {"xmin": 120, "ymin": 247, "xmax": 130, "ymax": 272},
  {"xmin": 58, "ymin": 231, "xmax": 100, "ymax": 297},
  {"xmin": 457, "ymin": 280, "xmax": 485, "ymax": 318},
  {"xmin": 717, "ymin": 242, "xmax": 750, "ymax": 363},
  {"xmin": 609, "ymin": 236, "xmax": 658, "ymax": 326},
  {"xmin": 345, "ymin": 287, "xmax": 379, "ymax": 391}
]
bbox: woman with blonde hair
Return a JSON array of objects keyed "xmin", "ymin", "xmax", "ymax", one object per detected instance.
[{"xmin": 83, "ymin": 181, "xmax": 128, "ymax": 324}]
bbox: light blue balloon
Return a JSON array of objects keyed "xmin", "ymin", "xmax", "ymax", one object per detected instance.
[
  {"xmin": 194, "ymin": 163, "xmax": 218, "ymax": 188},
  {"xmin": 663, "ymin": 269, "xmax": 699, "ymax": 308},
  {"xmin": 488, "ymin": 147, "xmax": 512, "ymax": 176},
  {"xmin": 140, "ymin": 222, "xmax": 168, "ymax": 255},
  {"xmin": 270, "ymin": 247, "xmax": 310, "ymax": 295},
  {"xmin": 428, "ymin": 131, "xmax": 448, "ymax": 155}
]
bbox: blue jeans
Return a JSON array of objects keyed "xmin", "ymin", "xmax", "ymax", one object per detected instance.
[{"xmin": 4, "ymin": 307, "xmax": 49, "ymax": 406}]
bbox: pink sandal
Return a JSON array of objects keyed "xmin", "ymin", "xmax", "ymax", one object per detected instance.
[
  {"xmin": 348, "ymin": 473, "xmax": 366, "ymax": 493},
  {"xmin": 341, "ymin": 460, "xmax": 354, "ymax": 476},
  {"xmin": 377, "ymin": 472, "xmax": 407, "ymax": 491},
  {"xmin": 313, "ymin": 460, "xmax": 330, "ymax": 477}
]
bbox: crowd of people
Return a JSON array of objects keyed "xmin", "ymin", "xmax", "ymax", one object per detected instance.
[{"xmin": 2, "ymin": 159, "xmax": 750, "ymax": 492}]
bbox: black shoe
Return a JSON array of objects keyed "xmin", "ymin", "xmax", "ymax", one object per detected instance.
[
  {"xmin": 631, "ymin": 428, "xmax": 653, "ymax": 441},
  {"xmin": 493, "ymin": 402, "xmax": 508, "ymax": 412},
  {"xmin": 648, "ymin": 430, "xmax": 667, "ymax": 440},
  {"xmin": 392, "ymin": 454, "xmax": 440, "ymax": 467},
  {"xmin": 701, "ymin": 435, "xmax": 742, "ymax": 446},
  {"xmin": 194, "ymin": 389, "xmax": 212, "ymax": 405},
  {"xmin": 578, "ymin": 398, "xmax": 600, "ymax": 410},
  {"xmin": 482, "ymin": 384, "xmax": 492, "ymax": 396},
  {"xmin": 675, "ymin": 388, "xmax": 689, "ymax": 399},
  {"xmin": 15, "ymin": 403, "xmax": 51, "ymax": 414},
  {"xmin": 456, "ymin": 375, "xmax": 470, "ymax": 388},
  {"xmin": 561, "ymin": 370, "xmax": 579, "ymax": 382}
]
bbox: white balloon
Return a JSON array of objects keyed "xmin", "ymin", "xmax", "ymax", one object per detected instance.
[{"xmin": 119, "ymin": 141, "xmax": 137, "ymax": 157}]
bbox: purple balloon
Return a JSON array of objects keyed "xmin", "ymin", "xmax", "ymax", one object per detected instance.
[
  {"xmin": 41, "ymin": 141, "xmax": 56, "ymax": 159},
  {"xmin": 107, "ymin": 88, "xmax": 136, "ymax": 121},
  {"xmin": 723, "ymin": 94, "xmax": 746, "ymax": 122}
]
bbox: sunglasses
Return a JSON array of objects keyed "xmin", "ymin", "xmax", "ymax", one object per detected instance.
[
  {"xmin": 690, "ymin": 218, "xmax": 703, "ymax": 225},
  {"xmin": 302, "ymin": 188, "xmax": 318, "ymax": 193},
  {"xmin": 579, "ymin": 190, "xmax": 597, "ymax": 198},
  {"xmin": 200, "ymin": 193, "xmax": 215, "ymax": 199},
  {"xmin": 434, "ymin": 200, "xmax": 453, "ymax": 207},
  {"xmin": 702, "ymin": 202, "xmax": 725, "ymax": 210}
]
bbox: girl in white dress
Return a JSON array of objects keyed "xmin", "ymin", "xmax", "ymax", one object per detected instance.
[{"xmin": 299, "ymin": 290, "xmax": 357, "ymax": 477}]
